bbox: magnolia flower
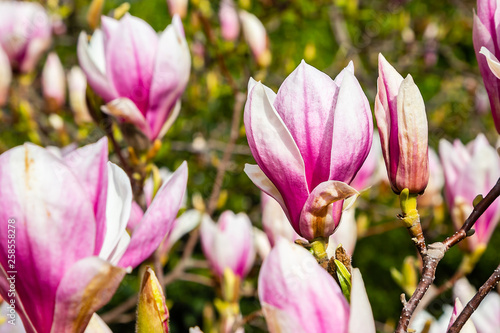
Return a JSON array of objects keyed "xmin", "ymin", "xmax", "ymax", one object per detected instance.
[
  {"xmin": 42, "ymin": 52, "xmax": 66, "ymax": 110},
  {"xmin": 473, "ymin": 0, "xmax": 500, "ymax": 133},
  {"xmin": 258, "ymin": 239, "xmax": 376, "ymax": 333},
  {"xmin": 261, "ymin": 192, "xmax": 301, "ymax": 247},
  {"xmin": 0, "ymin": 1, "xmax": 51, "ymax": 73},
  {"xmin": 239, "ymin": 10, "xmax": 271, "ymax": 67},
  {"xmin": 0, "ymin": 138, "xmax": 187, "ymax": 332},
  {"xmin": 77, "ymin": 14, "xmax": 191, "ymax": 141},
  {"xmin": 244, "ymin": 61, "xmax": 372, "ymax": 241},
  {"xmin": 418, "ymin": 148, "xmax": 445, "ymax": 208},
  {"xmin": 350, "ymin": 132, "xmax": 383, "ymax": 192},
  {"xmin": 439, "ymin": 134, "xmax": 500, "ymax": 251},
  {"xmin": 219, "ymin": 0, "xmax": 240, "ymax": 41},
  {"xmin": 0, "ymin": 47, "xmax": 11, "ymax": 107},
  {"xmin": 67, "ymin": 66, "xmax": 92, "ymax": 124},
  {"xmin": 375, "ymin": 54, "xmax": 429, "ymax": 195},
  {"xmin": 167, "ymin": 0, "xmax": 188, "ymax": 18},
  {"xmin": 200, "ymin": 211, "xmax": 255, "ymax": 279}
]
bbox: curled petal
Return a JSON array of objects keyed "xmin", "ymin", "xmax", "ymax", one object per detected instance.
[
  {"xmin": 299, "ymin": 181, "xmax": 359, "ymax": 240},
  {"xmin": 51, "ymin": 257, "xmax": 126, "ymax": 333},
  {"xmin": 480, "ymin": 46, "xmax": 500, "ymax": 79},
  {"xmin": 348, "ymin": 269, "xmax": 376, "ymax": 333},
  {"xmin": 101, "ymin": 98, "xmax": 151, "ymax": 138}
]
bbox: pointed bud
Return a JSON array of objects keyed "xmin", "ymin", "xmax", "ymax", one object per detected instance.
[
  {"xmin": 67, "ymin": 66, "xmax": 92, "ymax": 124},
  {"xmin": 0, "ymin": 47, "xmax": 11, "ymax": 107},
  {"xmin": 42, "ymin": 52, "xmax": 66, "ymax": 111},
  {"xmin": 87, "ymin": 0, "xmax": 105, "ymax": 30},
  {"xmin": 219, "ymin": 0, "xmax": 240, "ymax": 41},
  {"xmin": 136, "ymin": 267, "xmax": 169, "ymax": 333},
  {"xmin": 167, "ymin": 0, "xmax": 188, "ymax": 18},
  {"xmin": 375, "ymin": 54, "xmax": 429, "ymax": 194},
  {"xmin": 239, "ymin": 10, "xmax": 271, "ymax": 67}
]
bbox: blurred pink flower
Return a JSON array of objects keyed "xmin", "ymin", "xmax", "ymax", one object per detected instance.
[
  {"xmin": 200, "ymin": 211, "xmax": 255, "ymax": 279},
  {"xmin": 244, "ymin": 61, "xmax": 372, "ymax": 241},
  {"xmin": 42, "ymin": 52, "xmax": 66, "ymax": 110},
  {"xmin": 0, "ymin": 47, "xmax": 11, "ymax": 107},
  {"xmin": 239, "ymin": 10, "xmax": 270, "ymax": 67},
  {"xmin": 77, "ymin": 14, "xmax": 191, "ymax": 141},
  {"xmin": 439, "ymin": 134, "xmax": 500, "ymax": 250},
  {"xmin": 167, "ymin": 0, "xmax": 188, "ymax": 18},
  {"xmin": 418, "ymin": 148, "xmax": 444, "ymax": 208},
  {"xmin": 67, "ymin": 66, "xmax": 92, "ymax": 124},
  {"xmin": 350, "ymin": 132, "xmax": 382, "ymax": 192},
  {"xmin": 258, "ymin": 239, "xmax": 375, "ymax": 333},
  {"xmin": 219, "ymin": 0, "xmax": 240, "ymax": 41},
  {"xmin": 0, "ymin": 1, "xmax": 52, "ymax": 73},
  {"xmin": 375, "ymin": 54, "xmax": 429, "ymax": 194},
  {"xmin": 0, "ymin": 138, "xmax": 187, "ymax": 332},
  {"xmin": 473, "ymin": 0, "xmax": 500, "ymax": 133}
]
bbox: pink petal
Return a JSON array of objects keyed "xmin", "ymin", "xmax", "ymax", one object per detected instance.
[
  {"xmin": 273, "ymin": 60, "xmax": 339, "ymax": 188},
  {"xmin": 118, "ymin": 162, "xmax": 188, "ymax": 269},
  {"xmin": 374, "ymin": 54, "xmax": 404, "ymax": 184},
  {"xmin": 77, "ymin": 31, "xmax": 118, "ymax": 102},
  {"xmin": 63, "ymin": 137, "xmax": 109, "ymax": 255},
  {"xmin": 101, "ymin": 98, "xmax": 151, "ymax": 138},
  {"xmin": 329, "ymin": 69, "xmax": 373, "ymax": 184},
  {"xmin": 244, "ymin": 80, "xmax": 308, "ymax": 230},
  {"xmin": 147, "ymin": 15, "xmax": 191, "ymax": 139},
  {"xmin": 0, "ymin": 144, "xmax": 96, "ymax": 333},
  {"xmin": 51, "ymin": 257, "xmax": 126, "ymax": 332},
  {"xmin": 106, "ymin": 14, "xmax": 158, "ymax": 114},
  {"xmin": 258, "ymin": 239, "xmax": 349, "ymax": 333},
  {"xmin": 299, "ymin": 180, "xmax": 358, "ymax": 240}
]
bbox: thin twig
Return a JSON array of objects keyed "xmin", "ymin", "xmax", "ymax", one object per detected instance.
[
  {"xmin": 447, "ymin": 263, "xmax": 500, "ymax": 333},
  {"xmin": 101, "ymin": 294, "xmax": 138, "ymax": 323},
  {"xmin": 443, "ymin": 178, "xmax": 500, "ymax": 249},
  {"xmin": 395, "ymin": 178, "xmax": 500, "ymax": 332},
  {"xmin": 206, "ymin": 92, "xmax": 246, "ymax": 215}
]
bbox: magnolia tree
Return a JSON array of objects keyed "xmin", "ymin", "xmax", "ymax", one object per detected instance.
[{"xmin": 0, "ymin": 0, "xmax": 499, "ymax": 332}]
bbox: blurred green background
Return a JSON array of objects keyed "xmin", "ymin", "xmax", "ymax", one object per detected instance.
[{"xmin": 1, "ymin": 0, "xmax": 499, "ymax": 332}]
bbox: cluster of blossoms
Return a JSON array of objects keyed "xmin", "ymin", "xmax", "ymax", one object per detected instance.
[{"xmin": 0, "ymin": 0, "xmax": 500, "ymax": 332}]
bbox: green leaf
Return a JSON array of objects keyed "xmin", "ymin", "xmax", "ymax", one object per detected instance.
[{"xmin": 334, "ymin": 259, "xmax": 351, "ymax": 301}]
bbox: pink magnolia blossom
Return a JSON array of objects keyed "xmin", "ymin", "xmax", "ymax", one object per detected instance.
[
  {"xmin": 473, "ymin": 0, "xmax": 500, "ymax": 133},
  {"xmin": 200, "ymin": 211, "xmax": 255, "ymax": 279},
  {"xmin": 375, "ymin": 54, "xmax": 429, "ymax": 194},
  {"xmin": 167, "ymin": 0, "xmax": 188, "ymax": 18},
  {"xmin": 239, "ymin": 10, "xmax": 270, "ymax": 67},
  {"xmin": 219, "ymin": 0, "xmax": 240, "ymax": 41},
  {"xmin": 258, "ymin": 239, "xmax": 375, "ymax": 333},
  {"xmin": 439, "ymin": 134, "xmax": 500, "ymax": 250},
  {"xmin": 327, "ymin": 208, "xmax": 357, "ymax": 256},
  {"xmin": 67, "ymin": 66, "xmax": 92, "ymax": 124},
  {"xmin": 42, "ymin": 52, "xmax": 66, "ymax": 110},
  {"xmin": 77, "ymin": 14, "xmax": 190, "ymax": 141},
  {"xmin": 0, "ymin": 1, "xmax": 52, "ymax": 73},
  {"xmin": 244, "ymin": 61, "xmax": 372, "ymax": 241},
  {"xmin": 0, "ymin": 47, "xmax": 11, "ymax": 107},
  {"xmin": 0, "ymin": 138, "xmax": 187, "ymax": 332},
  {"xmin": 418, "ymin": 148, "xmax": 444, "ymax": 208},
  {"xmin": 350, "ymin": 132, "xmax": 383, "ymax": 192}
]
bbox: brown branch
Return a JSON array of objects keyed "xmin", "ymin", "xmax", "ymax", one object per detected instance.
[
  {"xmin": 206, "ymin": 92, "xmax": 246, "ymax": 215},
  {"xmin": 443, "ymin": 178, "xmax": 500, "ymax": 249},
  {"xmin": 163, "ymin": 228, "xmax": 201, "ymax": 286},
  {"xmin": 395, "ymin": 178, "xmax": 500, "ymax": 332},
  {"xmin": 101, "ymin": 294, "xmax": 138, "ymax": 323},
  {"xmin": 447, "ymin": 263, "xmax": 500, "ymax": 333}
]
